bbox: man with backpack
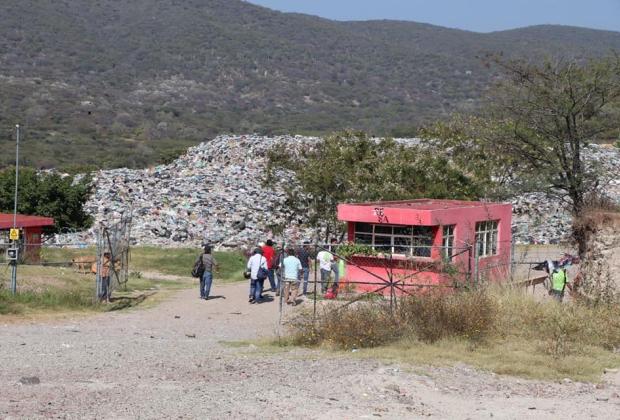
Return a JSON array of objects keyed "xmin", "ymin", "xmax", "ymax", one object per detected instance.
[
  {"xmin": 193, "ymin": 245, "xmax": 218, "ymax": 300},
  {"xmin": 246, "ymin": 247, "xmax": 268, "ymax": 304}
]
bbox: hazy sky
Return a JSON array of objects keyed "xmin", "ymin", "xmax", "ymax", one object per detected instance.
[{"xmin": 247, "ymin": 0, "xmax": 620, "ymax": 33}]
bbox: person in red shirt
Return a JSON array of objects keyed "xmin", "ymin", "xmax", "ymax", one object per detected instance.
[{"xmin": 262, "ymin": 239, "xmax": 277, "ymax": 292}]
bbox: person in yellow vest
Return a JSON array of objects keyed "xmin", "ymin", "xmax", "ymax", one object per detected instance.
[{"xmin": 549, "ymin": 268, "xmax": 568, "ymax": 302}]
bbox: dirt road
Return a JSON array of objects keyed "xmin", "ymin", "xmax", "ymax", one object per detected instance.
[{"xmin": 1, "ymin": 281, "xmax": 618, "ymax": 419}]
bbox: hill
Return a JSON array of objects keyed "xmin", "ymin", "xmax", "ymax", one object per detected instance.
[{"xmin": 0, "ymin": 0, "xmax": 619, "ymax": 169}]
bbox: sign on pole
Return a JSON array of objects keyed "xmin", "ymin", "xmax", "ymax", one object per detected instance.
[{"xmin": 9, "ymin": 228, "xmax": 20, "ymax": 241}]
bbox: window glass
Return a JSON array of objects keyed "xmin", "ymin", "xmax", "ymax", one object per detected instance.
[
  {"xmin": 393, "ymin": 236, "xmax": 412, "ymax": 254},
  {"xmin": 374, "ymin": 225, "xmax": 393, "ymax": 235},
  {"xmin": 393, "ymin": 226, "xmax": 412, "ymax": 236},
  {"xmin": 373, "ymin": 235, "xmax": 392, "ymax": 252},
  {"xmin": 355, "ymin": 222, "xmax": 373, "ymax": 233},
  {"xmin": 354, "ymin": 233, "xmax": 372, "ymax": 245},
  {"xmin": 475, "ymin": 220, "xmax": 499, "ymax": 257}
]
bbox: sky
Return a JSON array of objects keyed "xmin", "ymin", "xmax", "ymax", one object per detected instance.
[{"xmin": 246, "ymin": 0, "xmax": 620, "ymax": 33}]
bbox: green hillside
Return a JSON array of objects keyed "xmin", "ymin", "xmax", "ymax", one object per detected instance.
[{"xmin": 0, "ymin": 0, "xmax": 619, "ymax": 169}]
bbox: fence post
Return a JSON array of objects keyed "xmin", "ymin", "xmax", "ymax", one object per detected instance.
[
  {"xmin": 95, "ymin": 225, "xmax": 102, "ymax": 302},
  {"xmin": 473, "ymin": 240, "xmax": 479, "ymax": 288},
  {"xmin": 313, "ymin": 243, "xmax": 318, "ymax": 321},
  {"xmin": 510, "ymin": 235, "xmax": 516, "ymax": 282}
]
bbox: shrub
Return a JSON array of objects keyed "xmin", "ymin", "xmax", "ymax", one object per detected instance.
[
  {"xmin": 398, "ymin": 290, "xmax": 496, "ymax": 343},
  {"xmin": 289, "ymin": 303, "xmax": 400, "ymax": 349}
]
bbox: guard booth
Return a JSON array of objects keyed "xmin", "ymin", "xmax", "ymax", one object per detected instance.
[
  {"xmin": 0, "ymin": 213, "xmax": 55, "ymax": 263},
  {"xmin": 337, "ymin": 199, "xmax": 512, "ymax": 293}
]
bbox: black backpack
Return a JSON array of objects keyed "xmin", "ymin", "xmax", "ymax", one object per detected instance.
[{"xmin": 192, "ymin": 254, "xmax": 205, "ymax": 278}]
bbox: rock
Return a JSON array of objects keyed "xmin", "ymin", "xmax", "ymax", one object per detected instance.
[{"xmin": 19, "ymin": 376, "xmax": 40, "ymax": 385}]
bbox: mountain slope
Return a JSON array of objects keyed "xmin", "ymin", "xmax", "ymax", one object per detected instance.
[{"xmin": 0, "ymin": 0, "xmax": 619, "ymax": 169}]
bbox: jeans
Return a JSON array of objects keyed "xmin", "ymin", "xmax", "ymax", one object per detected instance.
[
  {"xmin": 331, "ymin": 262, "xmax": 340, "ymax": 286},
  {"xmin": 250, "ymin": 278, "xmax": 264, "ymax": 302},
  {"xmin": 320, "ymin": 269, "xmax": 331, "ymax": 293},
  {"xmin": 201, "ymin": 271, "xmax": 213, "ymax": 299},
  {"xmin": 267, "ymin": 269, "xmax": 276, "ymax": 291},
  {"xmin": 99, "ymin": 276, "xmax": 110, "ymax": 301},
  {"xmin": 302, "ymin": 267, "xmax": 310, "ymax": 294}
]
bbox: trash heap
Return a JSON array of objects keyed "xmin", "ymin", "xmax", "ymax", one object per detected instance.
[
  {"xmin": 62, "ymin": 136, "xmax": 620, "ymax": 248},
  {"xmin": 511, "ymin": 144, "xmax": 620, "ymax": 244},
  {"xmin": 81, "ymin": 135, "xmax": 320, "ymax": 248}
]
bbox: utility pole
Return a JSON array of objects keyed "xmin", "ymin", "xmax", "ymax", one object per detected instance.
[{"xmin": 10, "ymin": 124, "xmax": 20, "ymax": 295}]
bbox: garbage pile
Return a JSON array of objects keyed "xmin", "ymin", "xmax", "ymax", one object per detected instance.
[
  {"xmin": 80, "ymin": 135, "xmax": 320, "ymax": 248},
  {"xmin": 511, "ymin": 144, "xmax": 620, "ymax": 244},
  {"xmin": 59, "ymin": 136, "xmax": 620, "ymax": 248}
]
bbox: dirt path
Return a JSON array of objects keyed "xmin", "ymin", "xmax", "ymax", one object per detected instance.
[{"xmin": 1, "ymin": 281, "xmax": 618, "ymax": 419}]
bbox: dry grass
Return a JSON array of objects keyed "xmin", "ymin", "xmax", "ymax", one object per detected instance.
[{"xmin": 287, "ymin": 288, "xmax": 620, "ymax": 381}]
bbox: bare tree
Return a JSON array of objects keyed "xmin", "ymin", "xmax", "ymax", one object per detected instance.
[{"xmin": 426, "ymin": 55, "xmax": 620, "ymax": 255}]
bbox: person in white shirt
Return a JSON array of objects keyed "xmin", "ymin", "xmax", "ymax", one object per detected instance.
[
  {"xmin": 246, "ymin": 247, "xmax": 268, "ymax": 303},
  {"xmin": 316, "ymin": 249, "xmax": 334, "ymax": 293}
]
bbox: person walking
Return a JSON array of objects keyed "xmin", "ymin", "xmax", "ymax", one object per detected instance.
[
  {"xmin": 247, "ymin": 247, "xmax": 268, "ymax": 304},
  {"xmin": 297, "ymin": 242, "xmax": 312, "ymax": 295},
  {"xmin": 195, "ymin": 245, "xmax": 218, "ymax": 300},
  {"xmin": 316, "ymin": 247, "xmax": 334, "ymax": 293},
  {"xmin": 274, "ymin": 245, "xmax": 287, "ymax": 296},
  {"xmin": 281, "ymin": 248, "xmax": 302, "ymax": 305},
  {"xmin": 262, "ymin": 239, "xmax": 277, "ymax": 292}
]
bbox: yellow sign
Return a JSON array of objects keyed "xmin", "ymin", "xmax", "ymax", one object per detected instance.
[{"xmin": 9, "ymin": 228, "xmax": 20, "ymax": 241}]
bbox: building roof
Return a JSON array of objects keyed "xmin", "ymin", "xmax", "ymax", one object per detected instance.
[
  {"xmin": 343, "ymin": 199, "xmax": 493, "ymax": 211},
  {"xmin": 338, "ymin": 199, "xmax": 512, "ymax": 226},
  {"xmin": 0, "ymin": 213, "xmax": 55, "ymax": 229}
]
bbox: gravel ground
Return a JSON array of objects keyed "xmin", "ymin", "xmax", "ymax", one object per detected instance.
[{"xmin": 1, "ymin": 281, "xmax": 619, "ymax": 419}]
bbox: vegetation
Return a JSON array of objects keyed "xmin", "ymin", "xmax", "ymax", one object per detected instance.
[
  {"xmin": 267, "ymin": 131, "xmax": 482, "ymax": 239},
  {"xmin": 1, "ymin": 0, "xmax": 620, "ymax": 169},
  {"xmin": 288, "ymin": 289, "xmax": 620, "ymax": 381},
  {"xmin": 40, "ymin": 246, "xmax": 248, "ymax": 283},
  {"xmin": 0, "ymin": 168, "xmax": 92, "ymax": 233},
  {"xmin": 0, "ymin": 264, "xmax": 189, "ymax": 315},
  {"xmin": 424, "ymin": 55, "xmax": 620, "ymax": 255}
]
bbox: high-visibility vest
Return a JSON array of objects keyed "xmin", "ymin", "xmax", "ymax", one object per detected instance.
[{"xmin": 551, "ymin": 269, "xmax": 567, "ymax": 292}]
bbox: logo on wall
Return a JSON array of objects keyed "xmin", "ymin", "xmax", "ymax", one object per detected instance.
[{"xmin": 373, "ymin": 207, "xmax": 388, "ymax": 223}]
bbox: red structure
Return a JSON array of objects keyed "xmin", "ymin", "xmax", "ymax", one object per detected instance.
[
  {"xmin": 0, "ymin": 213, "xmax": 55, "ymax": 262},
  {"xmin": 337, "ymin": 199, "xmax": 512, "ymax": 292}
]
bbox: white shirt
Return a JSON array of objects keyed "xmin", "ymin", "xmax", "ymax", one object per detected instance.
[
  {"xmin": 316, "ymin": 250, "xmax": 333, "ymax": 271},
  {"xmin": 247, "ymin": 254, "xmax": 268, "ymax": 280}
]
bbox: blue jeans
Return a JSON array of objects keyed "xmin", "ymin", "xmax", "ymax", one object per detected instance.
[
  {"xmin": 99, "ymin": 276, "xmax": 110, "ymax": 301},
  {"xmin": 331, "ymin": 263, "xmax": 340, "ymax": 285},
  {"xmin": 320, "ymin": 269, "xmax": 331, "ymax": 293},
  {"xmin": 267, "ymin": 269, "xmax": 276, "ymax": 291},
  {"xmin": 201, "ymin": 271, "xmax": 213, "ymax": 299},
  {"xmin": 250, "ymin": 278, "xmax": 264, "ymax": 302},
  {"xmin": 302, "ymin": 267, "xmax": 310, "ymax": 294}
]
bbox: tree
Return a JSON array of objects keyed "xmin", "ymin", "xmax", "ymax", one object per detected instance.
[
  {"xmin": 266, "ymin": 131, "xmax": 482, "ymax": 240},
  {"xmin": 424, "ymin": 55, "xmax": 620, "ymax": 255},
  {"xmin": 0, "ymin": 168, "xmax": 93, "ymax": 234}
]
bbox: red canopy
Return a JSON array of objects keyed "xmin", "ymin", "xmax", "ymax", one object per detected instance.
[{"xmin": 0, "ymin": 213, "xmax": 55, "ymax": 229}]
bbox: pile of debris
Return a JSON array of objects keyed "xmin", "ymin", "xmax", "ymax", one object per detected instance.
[
  {"xmin": 55, "ymin": 136, "xmax": 620, "ymax": 248},
  {"xmin": 511, "ymin": 144, "xmax": 620, "ymax": 244},
  {"xmin": 78, "ymin": 135, "xmax": 320, "ymax": 247}
]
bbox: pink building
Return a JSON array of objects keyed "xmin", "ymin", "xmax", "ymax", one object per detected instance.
[
  {"xmin": 0, "ymin": 213, "xmax": 55, "ymax": 263},
  {"xmin": 337, "ymin": 199, "xmax": 512, "ymax": 293}
]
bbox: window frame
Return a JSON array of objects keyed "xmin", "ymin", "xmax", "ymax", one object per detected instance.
[
  {"xmin": 442, "ymin": 224, "xmax": 456, "ymax": 261},
  {"xmin": 353, "ymin": 222, "xmax": 434, "ymax": 258},
  {"xmin": 475, "ymin": 220, "xmax": 499, "ymax": 258}
]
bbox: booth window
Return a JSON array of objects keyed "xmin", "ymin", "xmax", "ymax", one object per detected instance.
[
  {"xmin": 354, "ymin": 223, "xmax": 433, "ymax": 257},
  {"xmin": 475, "ymin": 220, "xmax": 499, "ymax": 257},
  {"xmin": 442, "ymin": 225, "xmax": 455, "ymax": 260}
]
